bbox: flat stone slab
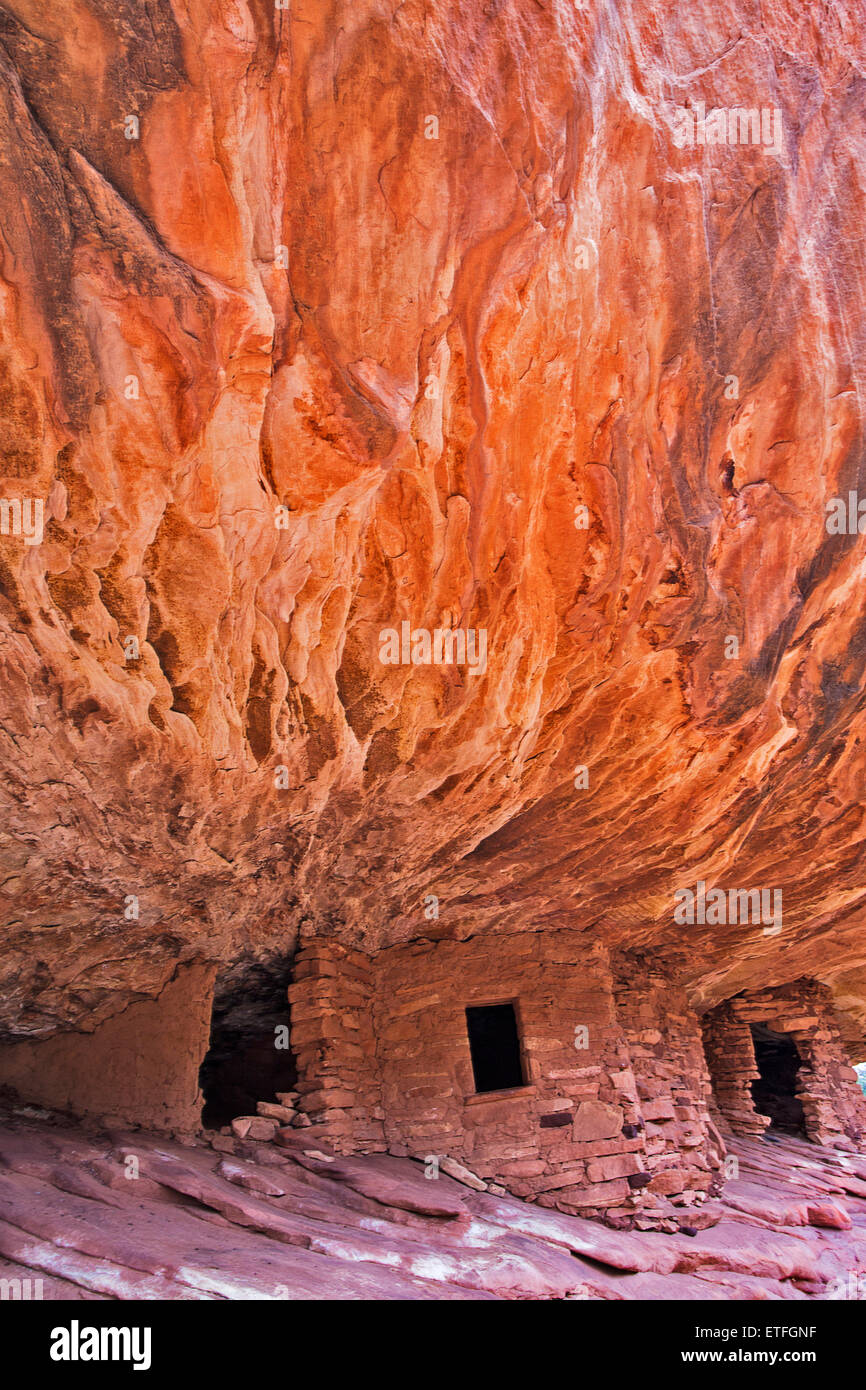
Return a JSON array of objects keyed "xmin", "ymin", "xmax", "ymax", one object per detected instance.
[{"xmin": 0, "ymin": 1112, "xmax": 864, "ymax": 1301}]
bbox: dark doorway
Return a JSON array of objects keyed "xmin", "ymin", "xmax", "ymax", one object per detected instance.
[
  {"xmin": 465, "ymin": 1003, "xmax": 525, "ymax": 1093},
  {"xmin": 199, "ymin": 959, "xmax": 296, "ymax": 1128},
  {"xmin": 750, "ymin": 1022, "xmax": 807, "ymax": 1136}
]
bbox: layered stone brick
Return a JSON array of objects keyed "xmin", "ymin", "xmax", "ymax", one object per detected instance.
[
  {"xmin": 702, "ymin": 981, "xmax": 866, "ymax": 1149},
  {"xmin": 286, "ymin": 935, "xmax": 866, "ymax": 1221}
]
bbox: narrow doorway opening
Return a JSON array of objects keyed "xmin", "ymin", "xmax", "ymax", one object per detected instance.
[
  {"xmin": 199, "ymin": 960, "xmax": 296, "ymax": 1129},
  {"xmin": 749, "ymin": 1022, "xmax": 807, "ymax": 1136},
  {"xmin": 465, "ymin": 1002, "xmax": 525, "ymax": 1094}
]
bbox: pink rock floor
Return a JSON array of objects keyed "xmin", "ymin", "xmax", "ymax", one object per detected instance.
[{"xmin": 1, "ymin": 1108, "xmax": 865, "ymax": 1300}]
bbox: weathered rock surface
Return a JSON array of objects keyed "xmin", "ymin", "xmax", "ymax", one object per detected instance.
[
  {"xmin": 1, "ymin": 1108, "xmax": 865, "ymax": 1300},
  {"xmin": 0, "ymin": 0, "xmax": 865, "ymax": 1050}
]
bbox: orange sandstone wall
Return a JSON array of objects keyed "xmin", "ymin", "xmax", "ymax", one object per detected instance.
[
  {"xmin": 0, "ymin": 961, "xmax": 216, "ymax": 1132},
  {"xmin": 1, "ymin": 1, "xmax": 866, "ymax": 1059}
]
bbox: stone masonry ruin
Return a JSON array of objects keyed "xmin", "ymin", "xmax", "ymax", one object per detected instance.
[
  {"xmin": 2, "ymin": 0, "xmax": 866, "ymax": 1313},
  {"xmin": 701, "ymin": 982, "xmax": 866, "ymax": 1151},
  {"xmin": 274, "ymin": 939, "xmax": 866, "ymax": 1224},
  {"xmin": 1, "ymin": 943, "xmax": 865, "ymax": 1229}
]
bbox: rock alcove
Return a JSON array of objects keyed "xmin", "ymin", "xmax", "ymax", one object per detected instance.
[{"xmin": 0, "ymin": 0, "xmax": 864, "ymax": 1238}]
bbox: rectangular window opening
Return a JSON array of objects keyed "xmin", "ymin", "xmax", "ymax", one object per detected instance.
[{"xmin": 465, "ymin": 1002, "xmax": 525, "ymax": 1094}]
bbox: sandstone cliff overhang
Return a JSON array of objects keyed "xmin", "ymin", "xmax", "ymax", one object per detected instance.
[{"xmin": 0, "ymin": 1, "xmax": 865, "ymax": 1080}]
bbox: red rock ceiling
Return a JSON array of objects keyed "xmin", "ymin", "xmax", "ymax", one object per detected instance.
[{"xmin": 1, "ymin": 0, "xmax": 865, "ymax": 1043}]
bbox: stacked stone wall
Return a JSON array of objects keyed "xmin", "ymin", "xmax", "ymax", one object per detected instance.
[
  {"xmin": 287, "ymin": 938, "xmax": 866, "ymax": 1214},
  {"xmin": 614, "ymin": 953, "xmax": 725, "ymax": 1203},
  {"xmin": 370, "ymin": 932, "xmax": 650, "ymax": 1219},
  {"xmin": 287, "ymin": 941, "xmax": 386, "ymax": 1153},
  {"xmin": 702, "ymin": 981, "xmax": 866, "ymax": 1149},
  {"xmin": 701, "ymin": 1000, "xmax": 770, "ymax": 1139}
]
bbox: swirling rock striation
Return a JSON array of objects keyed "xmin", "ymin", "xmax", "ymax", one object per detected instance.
[{"xmin": 0, "ymin": 1, "xmax": 865, "ymax": 1068}]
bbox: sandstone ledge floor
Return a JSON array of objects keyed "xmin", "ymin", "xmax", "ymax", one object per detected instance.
[{"xmin": 1, "ymin": 1108, "xmax": 865, "ymax": 1301}]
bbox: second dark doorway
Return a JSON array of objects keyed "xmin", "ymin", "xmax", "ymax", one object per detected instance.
[{"xmin": 750, "ymin": 1022, "xmax": 807, "ymax": 1136}]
